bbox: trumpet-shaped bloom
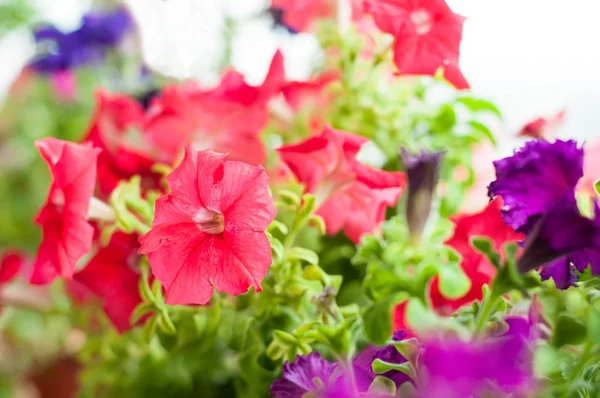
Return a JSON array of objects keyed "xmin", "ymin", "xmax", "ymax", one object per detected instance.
[
  {"xmin": 74, "ymin": 233, "xmax": 143, "ymax": 333},
  {"xmin": 145, "ymin": 51, "xmax": 284, "ymax": 166},
  {"xmin": 31, "ymin": 138, "xmax": 100, "ymax": 284},
  {"xmin": 364, "ymin": 0, "xmax": 469, "ymax": 89},
  {"xmin": 85, "ymin": 90, "xmax": 162, "ymax": 195},
  {"xmin": 278, "ymin": 126, "xmax": 405, "ymax": 242},
  {"xmin": 139, "ymin": 146, "xmax": 276, "ymax": 305}
]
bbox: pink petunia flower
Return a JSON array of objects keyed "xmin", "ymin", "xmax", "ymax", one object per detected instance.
[
  {"xmin": 278, "ymin": 126, "xmax": 406, "ymax": 242},
  {"xmin": 517, "ymin": 110, "xmax": 565, "ymax": 139},
  {"xmin": 74, "ymin": 232, "xmax": 143, "ymax": 333},
  {"xmin": 271, "ymin": 0, "xmax": 362, "ymax": 32},
  {"xmin": 139, "ymin": 145, "xmax": 277, "ymax": 305},
  {"xmin": 364, "ymin": 0, "xmax": 469, "ymax": 89},
  {"xmin": 145, "ymin": 51, "xmax": 285, "ymax": 166},
  {"xmin": 0, "ymin": 250, "xmax": 26, "ymax": 285},
  {"xmin": 31, "ymin": 138, "xmax": 100, "ymax": 284}
]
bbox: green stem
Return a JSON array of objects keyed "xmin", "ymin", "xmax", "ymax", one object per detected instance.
[{"xmin": 473, "ymin": 285, "xmax": 500, "ymax": 338}]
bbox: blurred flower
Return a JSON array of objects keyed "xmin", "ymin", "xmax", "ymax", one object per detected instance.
[
  {"xmin": 364, "ymin": 0, "xmax": 469, "ymax": 89},
  {"xmin": 581, "ymin": 139, "xmax": 600, "ymax": 197},
  {"xmin": 517, "ymin": 110, "xmax": 565, "ymax": 139},
  {"xmin": 430, "ymin": 199, "xmax": 523, "ymax": 312},
  {"xmin": 400, "ymin": 148, "xmax": 443, "ymax": 239},
  {"xmin": 145, "ymin": 51, "xmax": 285, "ymax": 166},
  {"xmin": 74, "ymin": 232, "xmax": 143, "ymax": 333},
  {"xmin": 270, "ymin": 352, "xmax": 336, "ymax": 398},
  {"xmin": 84, "ymin": 90, "xmax": 163, "ymax": 196},
  {"xmin": 31, "ymin": 138, "xmax": 100, "ymax": 284},
  {"xmin": 489, "ymin": 139, "xmax": 600, "ymax": 288},
  {"xmin": 139, "ymin": 146, "xmax": 276, "ymax": 305},
  {"xmin": 30, "ymin": 8, "xmax": 132, "ymax": 74},
  {"xmin": 0, "ymin": 250, "xmax": 26, "ymax": 285},
  {"xmin": 49, "ymin": 70, "xmax": 77, "ymax": 101},
  {"xmin": 281, "ymin": 71, "xmax": 339, "ymax": 112},
  {"xmin": 418, "ymin": 321, "xmax": 534, "ymax": 397},
  {"xmin": 271, "ymin": 0, "xmax": 362, "ymax": 32},
  {"xmin": 278, "ymin": 125, "xmax": 406, "ymax": 242}
]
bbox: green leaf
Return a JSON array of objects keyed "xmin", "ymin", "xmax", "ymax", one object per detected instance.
[
  {"xmin": 130, "ymin": 302, "xmax": 155, "ymax": 325},
  {"xmin": 437, "ymin": 261, "xmax": 471, "ymax": 299},
  {"xmin": 367, "ymin": 376, "xmax": 397, "ymax": 396},
  {"xmin": 467, "ymin": 120, "xmax": 497, "ymax": 146},
  {"xmin": 405, "ymin": 298, "xmax": 470, "ymax": 339},
  {"xmin": 552, "ymin": 314, "xmax": 587, "ymax": 348},
  {"xmin": 278, "ymin": 190, "xmax": 302, "ymax": 208},
  {"xmin": 595, "ymin": 179, "xmax": 600, "ymax": 196},
  {"xmin": 362, "ymin": 294, "xmax": 407, "ymax": 345},
  {"xmin": 471, "ymin": 237, "xmax": 501, "ymax": 269},
  {"xmin": 288, "ymin": 247, "xmax": 319, "ymax": 265},
  {"xmin": 267, "ymin": 220, "xmax": 289, "ymax": 235},
  {"xmin": 372, "ymin": 359, "xmax": 415, "ymax": 378},
  {"xmin": 308, "ymin": 214, "xmax": 326, "ymax": 235},
  {"xmin": 456, "ymin": 97, "xmax": 502, "ymax": 118}
]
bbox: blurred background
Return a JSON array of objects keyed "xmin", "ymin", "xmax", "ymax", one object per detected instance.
[{"xmin": 2, "ymin": 0, "xmax": 599, "ymax": 140}]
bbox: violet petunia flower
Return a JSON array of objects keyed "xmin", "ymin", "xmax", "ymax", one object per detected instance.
[
  {"xmin": 30, "ymin": 8, "xmax": 132, "ymax": 74},
  {"xmin": 400, "ymin": 148, "xmax": 444, "ymax": 239},
  {"xmin": 270, "ymin": 352, "xmax": 336, "ymax": 398},
  {"xmin": 418, "ymin": 320, "xmax": 534, "ymax": 397},
  {"xmin": 489, "ymin": 139, "xmax": 600, "ymax": 288}
]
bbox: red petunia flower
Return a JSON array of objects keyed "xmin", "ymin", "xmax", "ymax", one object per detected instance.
[
  {"xmin": 364, "ymin": 0, "xmax": 469, "ymax": 89},
  {"xmin": 85, "ymin": 90, "xmax": 162, "ymax": 196},
  {"xmin": 145, "ymin": 51, "xmax": 285, "ymax": 166},
  {"xmin": 278, "ymin": 126, "xmax": 406, "ymax": 242},
  {"xmin": 517, "ymin": 110, "xmax": 565, "ymax": 139},
  {"xmin": 74, "ymin": 232, "xmax": 143, "ymax": 333},
  {"xmin": 272, "ymin": 0, "xmax": 363, "ymax": 32},
  {"xmin": 139, "ymin": 145, "xmax": 277, "ymax": 305},
  {"xmin": 281, "ymin": 71, "xmax": 339, "ymax": 111},
  {"xmin": 429, "ymin": 199, "xmax": 524, "ymax": 312},
  {"xmin": 31, "ymin": 138, "xmax": 100, "ymax": 285}
]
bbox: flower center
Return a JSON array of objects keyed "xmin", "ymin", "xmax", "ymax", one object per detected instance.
[
  {"xmin": 194, "ymin": 209, "xmax": 225, "ymax": 234},
  {"xmin": 410, "ymin": 9, "xmax": 433, "ymax": 35}
]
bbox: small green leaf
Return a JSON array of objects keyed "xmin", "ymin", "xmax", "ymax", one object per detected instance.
[
  {"xmin": 267, "ymin": 220, "xmax": 289, "ymax": 236},
  {"xmin": 471, "ymin": 237, "xmax": 501, "ymax": 269},
  {"xmin": 288, "ymin": 247, "xmax": 319, "ymax": 265},
  {"xmin": 437, "ymin": 262, "xmax": 471, "ymax": 299},
  {"xmin": 158, "ymin": 310, "xmax": 177, "ymax": 335},
  {"xmin": 130, "ymin": 302, "xmax": 155, "ymax": 324},
  {"xmin": 308, "ymin": 214, "xmax": 326, "ymax": 235},
  {"xmin": 278, "ymin": 190, "xmax": 302, "ymax": 208},
  {"xmin": 362, "ymin": 294, "xmax": 406, "ymax": 345},
  {"xmin": 595, "ymin": 179, "xmax": 600, "ymax": 196},
  {"xmin": 372, "ymin": 359, "xmax": 414, "ymax": 378},
  {"xmin": 367, "ymin": 375, "xmax": 397, "ymax": 396},
  {"xmin": 270, "ymin": 237, "xmax": 285, "ymax": 261},
  {"xmin": 552, "ymin": 314, "xmax": 587, "ymax": 348},
  {"xmin": 468, "ymin": 120, "xmax": 496, "ymax": 146},
  {"xmin": 456, "ymin": 97, "xmax": 502, "ymax": 118}
]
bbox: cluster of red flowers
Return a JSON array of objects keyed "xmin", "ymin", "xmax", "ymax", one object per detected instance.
[{"xmin": 11, "ymin": 0, "xmax": 501, "ymax": 334}]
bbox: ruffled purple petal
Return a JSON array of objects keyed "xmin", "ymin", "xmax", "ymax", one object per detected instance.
[
  {"xmin": 488, "ymin": 139, "xmax": 583, "ymax": 234},
  {"xmin": 270, "ymin": 352, "xmax": 336, "ymax": 398}
]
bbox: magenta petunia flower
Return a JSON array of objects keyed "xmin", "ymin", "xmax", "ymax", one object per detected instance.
[
  {"xmin": 270, "ymin": 352, "xmax": 337, "ymax": 398},
  {"xmin": 139, "ymin": 145, "xmax": 276, "ymax": 305},
  {"xmin": 31, "ymin": 138, "xmax": 100, "ymax": 284},
  {"xmin": 278, "ymin": 126, "xmax": 406, "ymax": 242},
  {"xmin": 364, "ymin": 0, "xmax": 469, "ymax": 89}
]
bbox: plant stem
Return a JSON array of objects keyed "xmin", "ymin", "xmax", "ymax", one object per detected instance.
[{"xmin": 473, "ymin": 285, "xmax": 499, "ymax": 338}]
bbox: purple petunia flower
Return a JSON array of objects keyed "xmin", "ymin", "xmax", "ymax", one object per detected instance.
[
  {"xmin": 489, "ymin": 139, "xmax": 600, "ymax": 288},
  {"xmin": 418, "ymin": 320, "xmax": 534, "ymax": 397},
  {"xmin": 30, "ymin": 8, "xmax": 132, "ymax": 74},
  {"xmin": 355, "ymin": 330, "xmax": 411, "ymax": 389},
  {"xmin": 400, "ymin": 148, "xmax": 444, "ymax": 239},
  {"xmin": 270, "ymin": 352, "xmax": 336, "ymax": 398},
  {"xmin": 488, "ymin": 139, "xmax": 583, "ymax": 234}
]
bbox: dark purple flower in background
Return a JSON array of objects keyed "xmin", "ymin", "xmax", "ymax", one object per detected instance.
[
  {"xmin": 488, "ymin": 139, "xmax": 583, "ymax": 234},
  {"xmin": 418, "ymin": 320, "xmax": 534, "ymax": 397},
  {"xmin": 270, "ymin": 352, "xmax": 336, "ymax": 398},
  {"xmin": 266, "ymin": 7, "xmax": 299, "ymax": 34},
  {"xmin": 489, "ymin": 139, "xmax": 600, "ymax": 288},
  {"xmin": 400, "ymin": 148, "xmax": 444, "ymax": 239},
  {"xmin": 30, "ymin": 8, "xmax": 132, "ymax": 74}
]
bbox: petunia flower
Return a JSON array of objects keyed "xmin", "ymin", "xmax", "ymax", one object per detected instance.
[
  {"xmin": 430, "ymin": 199, "xmax": 523, "ymax": 312},
  {"xmin": 31, "ymin": 138, "xmax": 100, "ymax": 284},
  {"xmin": 489, "ymin": 139, "xmax": 600, "ymax": 288},
  {"xmin": 139, "ymin": 145, "xmax": 276, "ymax": 305},
  {"xmin": 84, "ymin": 90, "xmax": 162, "ymax": 196},
  {"xmin": 74, "ymin": 232, "xmax": 143, "ymax": 333},
  {"xmin": 270, "ymin": 0, "xmax": 362, "ymax": 32},
  {"xmin": 364, "ymin": 0, "xmax": 469, "ymax": 89},
  {"xmin": 30, "ymin": 8, "xmax": 132, "ymax": 74},
  {"xmin": 270, "ymin": 352, "xmax": 337, "ymax": 398},
  {"xmin": 488, "ymin": 139, "xmax": 583, "ymax": 235},
  {"xmin": 418, "ymin": 321, "xmax": 534, "ymax": 397},
  {"xmin": 517, "ymin": 110, "xmax": 565, "ymax": 139},
  {"xmin": 144, "ymin": 51, "xmax": 285, "ymax": 166},
  {"xmin": 400, "ymin": 148, "xmax": 443, "ymax": 239},
  {"xmin": 278, "ymin": 126, "xmax": 406, "ymax": 243}
]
